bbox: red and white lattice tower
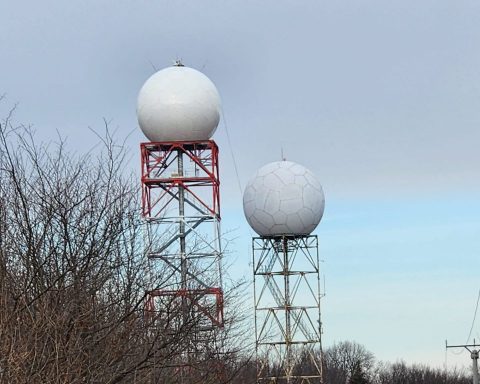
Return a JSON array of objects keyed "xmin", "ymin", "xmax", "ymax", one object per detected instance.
[
  {"xmin": 141, "ymin": 140, "xmax": 224, "ymax": 329},
  {"xmin": 137, "ymin": 63, "xmax": 224, "ymax": 356}
]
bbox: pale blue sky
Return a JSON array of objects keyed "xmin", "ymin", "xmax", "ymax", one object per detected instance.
[{"xmin": 1, "ymin": 0, "xmax": 480, "ymax": 368}]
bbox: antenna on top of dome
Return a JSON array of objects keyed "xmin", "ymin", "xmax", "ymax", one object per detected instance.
[{"xmin": 174, "ymin": 59, "xmax": 184, "ymax": 67}]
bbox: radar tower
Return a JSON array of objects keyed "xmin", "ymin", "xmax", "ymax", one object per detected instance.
[
  {"xmin": 138, "ymin": 64, "xmax": 225, "ymax": 382},
  {"xmin": 244, "ymin": 161, "xmax": 325, "ymax": 383}
]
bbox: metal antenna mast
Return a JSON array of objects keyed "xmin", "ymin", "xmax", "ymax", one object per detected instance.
[
  {"xmin": 446, "ymin": 340, "xmax": 480, "ymax": 384},
  {"xmin": 253, "ymin": 235, "xmax": 324, "ymax": 384}
]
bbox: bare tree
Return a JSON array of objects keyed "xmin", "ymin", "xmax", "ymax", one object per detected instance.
[
  {"xmin": 0, "ymin": 108, "xmax": 248, "ymax": 384},
  {"xmin": 374, "ymin": 361, "xmax": 471, "ymax": 384},
  {"xmin": 324, "ymin": 341, "xmax": 375, "ymax": 384}
]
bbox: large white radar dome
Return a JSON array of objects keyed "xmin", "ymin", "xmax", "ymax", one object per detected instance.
[
  {"xmin": 137, "ymin": 65, "xmax": 221, "ymax": 142},
  {"xmin": 243, "ymin": 161, "xmax": 325, "ymax": 237}
]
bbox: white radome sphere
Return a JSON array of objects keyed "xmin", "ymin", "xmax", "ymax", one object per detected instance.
[
  {"xmin": 137, "ymin": 65, "xmax": 221, "ymax": 142},
  {"xmin": 243, "ymin": 161, "xmax": 325, "ymax": 237}
]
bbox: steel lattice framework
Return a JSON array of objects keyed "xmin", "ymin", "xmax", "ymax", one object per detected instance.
[
  {"xmin": 141, "ymin": 140, "xmax": 224, "ymax": 332},
  {"xmin": 253, "ymin": 235, "xmax": 323, "ymax": 384}
]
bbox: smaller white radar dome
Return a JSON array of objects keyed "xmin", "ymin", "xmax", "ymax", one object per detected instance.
[
  {"xmin": 137, "ymin": 65, "xmax": 221, "ymax": 142},
  {"xmin": 243, "ymin": 161, "xmax": 325, "ymax": 237}
]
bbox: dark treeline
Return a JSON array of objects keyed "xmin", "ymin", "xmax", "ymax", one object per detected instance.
[
  {"xmin": 321, "ymin": 341, "xmax": 470, "ymax": 384},
  {"xmin": 230, "ymin": 341, "xmax": 471, "ymax": 384}
]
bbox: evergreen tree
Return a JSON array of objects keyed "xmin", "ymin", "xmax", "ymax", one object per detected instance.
[{"xmin": 349, "ymin": 362, "xmax": 369, "ymax": 384}]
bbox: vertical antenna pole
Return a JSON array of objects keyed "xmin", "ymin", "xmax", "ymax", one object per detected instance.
[
  {"xmin": 472, "ymin": 350, "xmax": 479, "ymax": 384},
  {"xmin": 446, "ymin": 341, "xmax": 480, "ymax": 384}
]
